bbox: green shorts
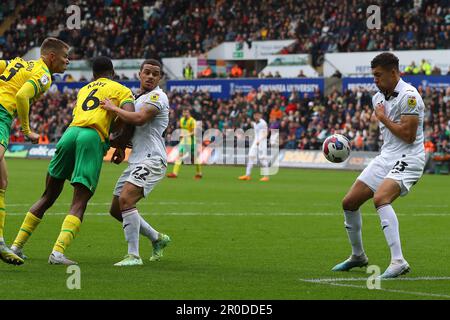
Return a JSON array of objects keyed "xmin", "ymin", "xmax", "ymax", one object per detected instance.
[
  {"xmin": 48, "ymin": 126, "xmax": 109, "ymax": 193},
  {"xmin": 0, "ymin": 105, "xmax": 13, "ymax": 149},
  {"xmin": 179, "ymin": 143, "xmax": 196, "ymax": 155}
]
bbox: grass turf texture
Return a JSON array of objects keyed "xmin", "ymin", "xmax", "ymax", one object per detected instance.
[{"xmin": 1, "ymin": 159, "xmax": 449, "ymax": 299}]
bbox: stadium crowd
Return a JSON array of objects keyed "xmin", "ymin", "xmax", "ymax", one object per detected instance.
[
  {"xmin": 10, "ymin": 86, "xmax": 450, "ymax": 156},
  {"xmin": 0, "ymin": 0, "xmax": 448, "ymax": 63}
]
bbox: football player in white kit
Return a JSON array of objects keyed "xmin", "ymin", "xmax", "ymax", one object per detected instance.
[
  {"xmin": 238, "ymin": 111, "xmax": 270, "ymax": 181},
  {"xmin": 101, "ymin": 59, "xmax": 171, "ymax": 266},
  {"xmin": 332, "ymin": 52, "xmax": 425, "ymax": 278}
]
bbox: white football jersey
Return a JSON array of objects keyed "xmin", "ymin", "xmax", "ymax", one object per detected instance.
[
  {"xmin": 372, "ymin": 78, "xmax": 425, "ymax": 159},
  {"xmin": 128, "ymin": 86, "xmax": 169, "ymax": 165},
  {"xmin": 252, "ymin": 118, "xmax": 268, "ymax": 145}
]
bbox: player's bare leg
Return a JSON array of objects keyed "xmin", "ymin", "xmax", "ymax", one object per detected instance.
[
  {"xmin": 11, "ymin": 174, "xmax": 65, "ymax": 259},
  {"xmin": 332, "ymin": 180, "xmax": 373, "ymax": 271},
  {"xmin": 0, "ymin": 150, "xmax": 23, "ymax": 265},
  {"xmin": 109, "ymin": 196, "xmax": 123, "ymax": 222},
  {"xmin": 374, "ymin": 178, "xmax": 410, "ymax": 278},
  {"xmin": 49, "ymin": 183, "xmax": 92, "ymax": 265}
]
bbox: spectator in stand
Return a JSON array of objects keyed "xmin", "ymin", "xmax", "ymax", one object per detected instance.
[
  {"xmin": 297, "ymin": 70, "xmax": 306, "ymax": 77},
  {"xmin": 269, "ymin": 105, "xmax": 283, "ymax": 122},
  {"xmin": 404, "ymin": 61, "xmax": 420, "ymax": 75},
  {"xmin": 200, "ymin": 65, "xmax": 214, "ymax": 78},
  {"xmin": 274, "ymin": 71, "xmax": 282, "ymax": 78},
  {"xmin": 183, "ymin": 63, "xmax": 194, "ymax": 80},
  {"xmin": 431, "ymin": 66, "xmax": 442, "ymax": 75},
  {"xmin": 0, "ymin": 0, "xmax": 447, "ymax": 62},
  {"xmin": 230, "ymin": 64, "xmax": 243, "ymax": 78},
  {"xmin": 424, "ymin": 139, "xmax": 436, "ymax": 153},
  {"xmin": 420, "ymin": 59, "xmax": 432, "ymax": 75},
  {"xmin": 38, "ymin": 130, "xmax": 49, "ymax": 144}
]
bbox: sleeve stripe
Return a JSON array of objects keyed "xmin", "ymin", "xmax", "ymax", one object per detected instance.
[
  {"xmin": 26, "ymin": 80, "xmax": 38, "ymax": 97},
  {"xmin": 147, "ymin": 101, "xmax": 162, "ymax": 110},
  {"xmin": 119, "ymin": 99, "xmax": 134, "ymax": 107},
  {"xmin": 401, "ymin": 113, "xmax": 419, "ymax": 116}
]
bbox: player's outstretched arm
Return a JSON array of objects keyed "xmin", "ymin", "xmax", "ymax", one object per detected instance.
[
  {"xmin": 101, "ymin": 98, "xmax": 160, "ymax": 126},
  {"xmin": 15, "ymin": 81, "xmax": 40, "ymax": 143}
]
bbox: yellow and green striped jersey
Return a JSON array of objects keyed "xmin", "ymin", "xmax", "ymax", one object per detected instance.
[
  {"xmin": 0, "ymin": 57, "xmax": 52, "ymax": 115},
  {"xmin": 180, "ymin": 116, "xmax": 196, "ymax": 144},
  {"xmin": 70, "ymin": 78, "xmax": 134, "ymax": 141}
]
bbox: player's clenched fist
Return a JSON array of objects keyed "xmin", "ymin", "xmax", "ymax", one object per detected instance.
[
  {"xmin": 374, "ymin": 102, "xmax": 386, "ymax": 121},
  {"xmin": 111, "ymin": 148, "xmax": 125, "ymax": 164}
]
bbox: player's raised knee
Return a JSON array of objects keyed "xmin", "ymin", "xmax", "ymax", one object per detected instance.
[
  {"xmin": 342, "ymin": 196, "xmax": 359, "ymax": 212},
  {"xmin": 373, "ymin": 192, "xmax": 390, "ymax": 208}
]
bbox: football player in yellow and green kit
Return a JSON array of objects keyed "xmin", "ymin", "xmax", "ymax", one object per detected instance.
[
  {"xmin": 166, "ymin": 108, "xmax": 202, "ymax": 179},
  {"xmin": 10, "ymin": 56, "xmax": 135, "ymax": 265},
  {"xmin": 0, "ymin": 37, "xmax": 70, "ymax": 265}
]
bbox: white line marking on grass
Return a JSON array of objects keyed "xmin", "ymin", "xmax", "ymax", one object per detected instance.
[
  {"xmin": 299, "ymin": 279, "xmax": 450, "ymax": 299},
  {"xmin": 5, "ymin": 201, "xmax": 228, "ymax": 207},
  {"xmin": 303, "ymin": 277, "xmax": 450, "ymax": 282},
  {"xmin": 5, "ymin": 211, "xmax": 450, "ymax": 217}
]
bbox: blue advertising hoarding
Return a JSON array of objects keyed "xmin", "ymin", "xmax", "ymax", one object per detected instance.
[
  {"xmin": 166, "ymin": 78, "xmax": 324, "ymax": 99},
  {"xmin": 54, "ymin": 81, "xmax": 141, "ymax": 93},
  {"xmin": 343, "ymin": 75, "xmax": 450, "ymax": 91}
]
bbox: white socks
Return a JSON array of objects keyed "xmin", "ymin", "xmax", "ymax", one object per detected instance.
[
  {"xmin": 246, "ymin": 158, "xmax": 254, "ymax": 176},
  {"xmin": 122, "ymin": 208, "xmax": 141, "ymax": 257},
  {"xmin": 377, "ymin": 204, "xmax": 404, "ymax": 261},
  {"xmin": 139, "ymin": 216, "xmax": 159, "ymax": 242},
  {"xmin": 344, "ymin": 210, "xmax": 364, "ymax": 256}
]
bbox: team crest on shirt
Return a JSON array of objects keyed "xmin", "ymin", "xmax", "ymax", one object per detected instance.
[
  {"xmin": 40, "ymin": 74, "xmax": 49, "ymax": 86},
  {"xmin": 407, "ymin": 95, "xmax": 417, "ymax": 108},
  {"xmin": 150, "ymin": 93, "xmax": 159, "ymax": 102}
]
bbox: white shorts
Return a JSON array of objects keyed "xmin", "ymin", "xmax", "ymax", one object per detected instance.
[
  {"xmin": 249, "ymin": 142, "xmax": 267, "ymax": 160},
  {"xmin": 113, "ymin": 157, "xmax": 166, "ymax": 198},
  {"xmin": 357, "ymin": 154, "xmax": 425, "ymax": 196}
]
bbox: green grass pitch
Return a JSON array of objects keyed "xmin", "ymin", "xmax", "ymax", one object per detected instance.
[{"xmin": 1, "ymin": 159, "xmax": 449, "ymax": 299}]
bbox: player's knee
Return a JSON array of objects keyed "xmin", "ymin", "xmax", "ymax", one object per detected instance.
[
  {"xmin": 118, "ymin": 195, "xmax": 134, "ymax": 211},
  {"xmin": 342, "ymin": 196, "xmax": 359, "ymax": 212},
  {"xmin": 373, "ymin": 192, "xmax": 389, "ymax": 208}
]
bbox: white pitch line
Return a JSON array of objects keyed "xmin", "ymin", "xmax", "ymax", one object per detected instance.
[
  {"xmin": 4, "ymin": 201, "xmax": 228, "ymax": 207},
  {"xmin": 303, "ymin": 276, "xmax": 450, "ymax": 282},
  {"xmin": 299, "ymin": 279, "xmax": 450, "ymax": 299},
  {"xmin": 4, "ymin": 211, "xmax": 450, "ymax": 217}
]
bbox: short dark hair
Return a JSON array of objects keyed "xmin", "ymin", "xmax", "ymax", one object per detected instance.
[
  {"xmin": 371, "ymin": 52, "xmax": 399, "ymax": 71},
  {"xmin": 140, "ymin": 59, "xmax": 163, "ymax": 74},
  {"xmin": 40, "ymin": 37, "xmax": 70, "ymax": 54},
  {"xmin": 92, "ymin": 56, "xmax": 114, "ymax": 77}
]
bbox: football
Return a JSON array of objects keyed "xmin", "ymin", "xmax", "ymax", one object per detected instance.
[{"xmin": 322, "ymin": 134, "xmax": 351, "ymax": 163}]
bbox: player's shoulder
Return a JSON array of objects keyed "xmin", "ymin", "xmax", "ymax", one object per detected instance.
[
  {"xmin": 398, "ymin": 79, "xmax": 423, "ymax": 105},
  {"xmin": 149, "ymin": 86, "xmax": 168, "ymax": 102}
]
